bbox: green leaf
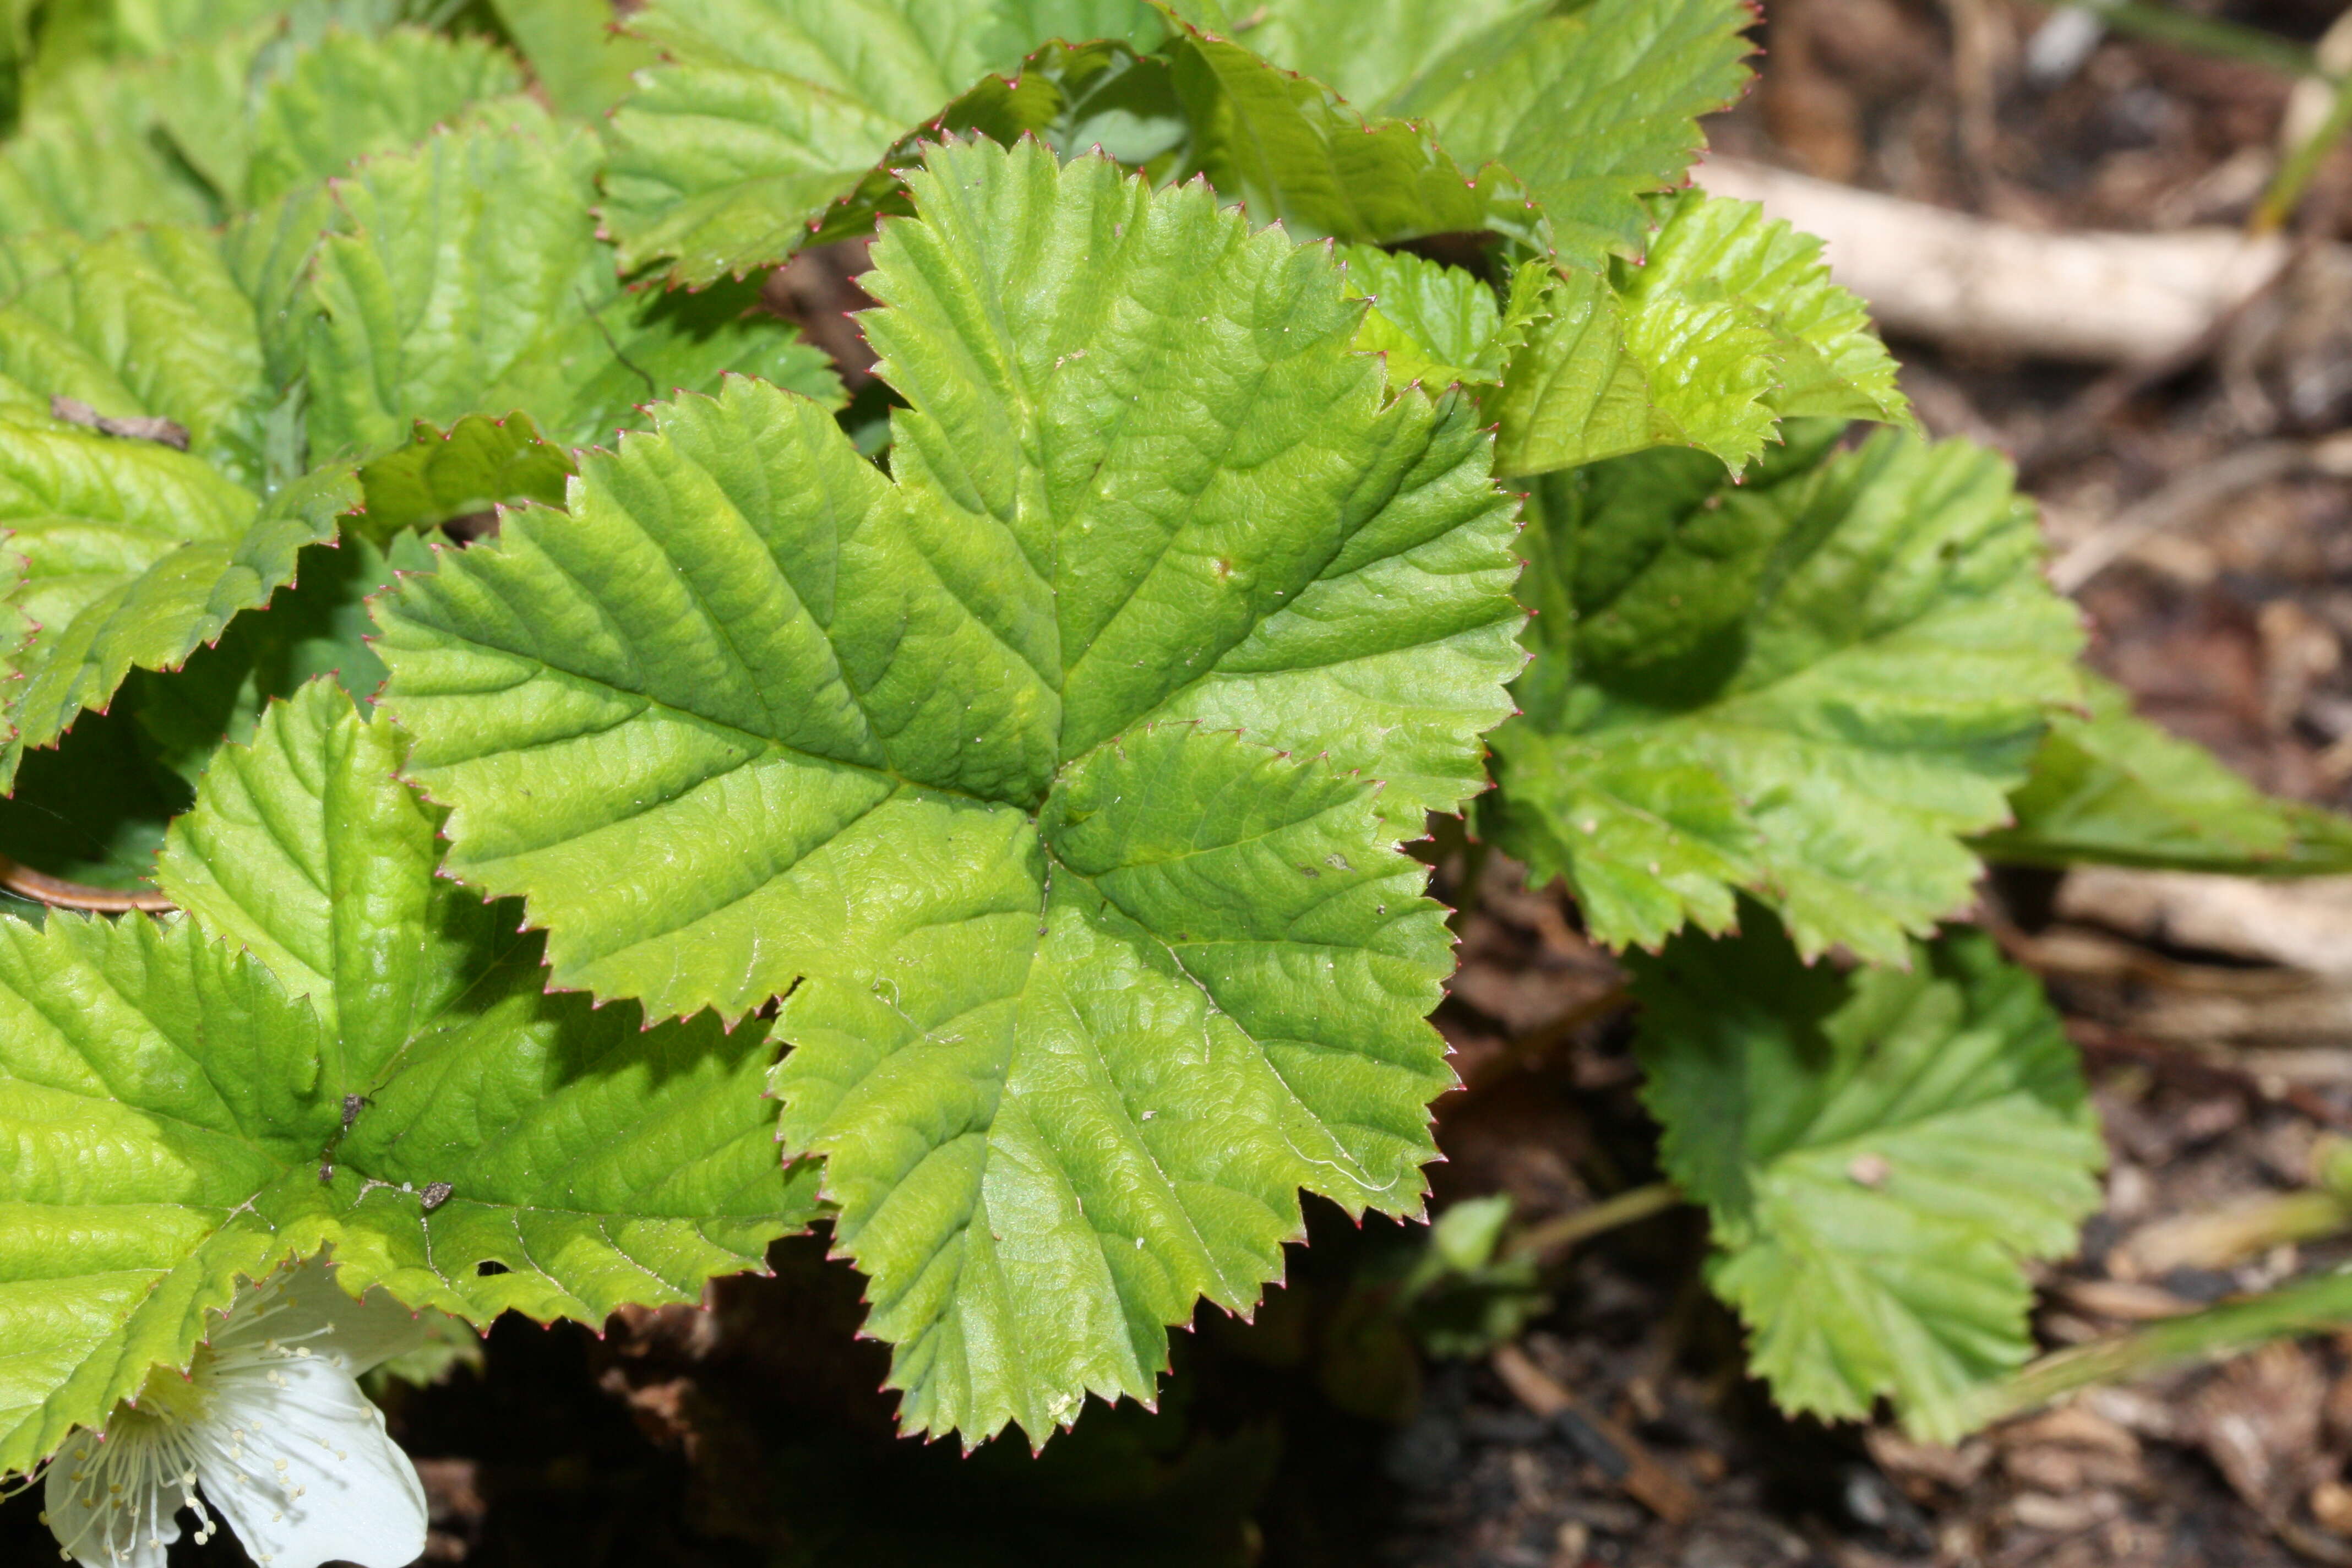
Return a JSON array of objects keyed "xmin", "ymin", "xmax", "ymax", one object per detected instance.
[
  {"xmin": 1493, "ymin": 192, "xmax": 1909, "ymax": 478},
  {"xmin": 1240, "ymin": 0, "xmax": 1753, "ymax": 266},
  {"xmin": 600, "ymin": 0, "xmax": 1168, "ymax": 283},
  {"xmin": 0, "ymin": 423, "xmax": 358, "ymax": 790},
  {"xmin": 350, "ymin": 411, "xmax": 577, "ymax": 538},
  {"xmin": 486, "ymin": 0, "xmax": 661, "ymax": 118},
  {"xmin": 303, "ymin": 109, "xmax": 843, "ymax": 465},
  {"xmin": 0, "ymin": 23, "xmax": 531, "ymax": 243},
  {"xmin": 0, "ymin": 678, "xmax": 818, "ymax": 1477},
  {"xmin": 1342, "ymin": 247, "xmax": 1505, "ymax": 388},
  {"xmin": 1977, "ymin": 673, "xmax": 2352, "ymax": 874},
  {"xmin": 0, "ymin": 704, "xmax": 188, "ymax": 899},
  {"xmin": 242, "ymin": 26, "xmax": 527, "ymax": 207},
  {"xmin": 375, "ymin": 140, "xmax": 1522, "ymax": 1443},
  {"xmin": 780, "ymin": 722, "xmax": 1456, "ymax": 1442},
  {"xmin": 1163, "ymin": 24, "xmax": 1543, "ymax": 251},
  {"xmin": 134, "ymin": 531, "xmax": 432, "ymax": 783},
  {"xmin": 0, "ymin": 64, "xmax": 216, "ymax": 239},
  {"xmin": 1485, "ymin": 429, "xmax": 2083, "ymax": 965},
  {"xmin": 1335, "ymin": 251, "xmax": 1564, "ymax": 399},
  {"xmin": 1632, "ymin": 912, "xmax": 2104, "ymax": 1440},
  {"xmin": 0, "ymin": 223, "xmax": 276, "ymax": 490}
]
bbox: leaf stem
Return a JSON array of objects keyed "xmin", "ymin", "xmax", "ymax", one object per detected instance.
[
  {"xmin": 1506, "ymin": 1180, "xmax": 1681, "ymax": 1261},
  {"xmin": 2080, "ymin": 1, "xmax": 2321, "ymax": 79},
  {"xmin": 1956, "ymin": 1266, "xmax": 2352, "ymax": 1430},
  {"xmin": 0, "ymin": 853, "xmax": 171, "ymax": 913},
  {"xmin": 2257, "ymin": 71, "xmax": 2352, "ymax": 233}
]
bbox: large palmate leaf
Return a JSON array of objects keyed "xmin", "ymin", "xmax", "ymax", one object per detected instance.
[
  {"xmin": 1491, "ymin": 192, "xmax": 1909, "ymax": 478},
  {"xmin": 0, "ymin": 426, "xmax": 355, "ymax": 791},
  {"xmin": 0, "ymin": 678, "xmax": 816, "ymax": 1476},
  {"xmin": 376, "ymin": 139, "xmax": 1523, "ymax": 1443},
  {"xmin": 1977, "ymin": 673, "xmax": 2352, "ymax": 875},
  {"xmin": 1238, "ymin": 0, "xmax": 1752, "ymax": 266},
  {"xmin": 1485, "ymin": 428, "xmax": 2082, "ymax": 966},
  {"xmin": 601, "ymin": 0, "xmax": 1169, "ymax": 282},
  {"xmin": 304, "ymin": 106, "xmax": 842, "ymax": 464},
  {"xmin": 1632, "ymin": 913, "xmax": 2104, "ymax": 1440}
]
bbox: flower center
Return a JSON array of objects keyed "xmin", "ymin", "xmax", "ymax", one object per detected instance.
[{"xmin": 126, "ymin": 1360, "xmax": 209, "ymax": 1429}]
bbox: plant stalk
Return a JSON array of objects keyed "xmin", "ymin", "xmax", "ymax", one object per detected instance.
[
  {"xmin": 1506, "ymin": 1180, "xmax": 1681, "ymax": 1261},
  {"xmin": 2256, "ymin": 69, "xmax": 2352, "ymax": 232},
  {"xmin": 2080, "ymin": 1, "xmax": 2321, "ymax": 79},
  {"xmin": 1957, "ymin": 1266, "xmax": 2352, "ymax": 1430}
]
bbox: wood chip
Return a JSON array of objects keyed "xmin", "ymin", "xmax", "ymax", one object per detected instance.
[
  {"xmin": 49, "ymin": 393, "xmax": 190, "ymax": 450},
  {"xmin": 1490, "ymin": 1344, "xmax": 1699, "ymax": 1525}
]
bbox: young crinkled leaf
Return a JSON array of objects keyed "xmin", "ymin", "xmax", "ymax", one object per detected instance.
[
  {"xmin": 0, "ymin": 677, "xmax": 817, "ymax": 1479},
  {"xmin": 1235, "ymin": 0, "xmax": 1753, "ymax": 267},
  {"xmin": 374, "ymin": 138, "xmax": 1525, "ymax": 1444},
  {"xmin": 1977, "ymin": 672, "xmax": 2352, "ymax": 875},
  {"xmin": 1493, "ymin": 192, "xmax": 1910, "ymax": 478},
  {"xmin": 1632, "ymin": 911, "xmax": 2104, "ymax": 1440},
  {"xmin": 303, "ymin": 106, "xmax": 843, "ymax": 465},
  {"xmin": 1484, "ymin": 427, "xmax": 2083, "ymax": 966},
  {"xmin": 1338, "ymin": 248, "xmax": 1552, "ymax": 392},
  {"xmin": 602, "ymin": 0, "xmax": 1166, "ymax": 283}
]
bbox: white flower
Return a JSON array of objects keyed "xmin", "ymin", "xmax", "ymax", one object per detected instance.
[{"xmin": 42, "ymin": 1257, "xmax": 431, "ymax": 1568}]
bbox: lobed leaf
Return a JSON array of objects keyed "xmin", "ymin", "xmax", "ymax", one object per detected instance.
[
  {"xmin": 0, "ymin": 678, "xmax": 818, "ymax": 1477},
  {"xmin": 486, "ymin": 0, "xmax": 661, "ymax": 118},
  {"xmin": 377, "ymin": 139, "xmax": 1523, "ymax": 1444},
  {"xmin": 0, "ymin": 224, "xmax": 276, "ymax": 489},
  {"xmin": 1978, "ymin": 673, "xmax": 2352, "ymax": 875},
  {"xmin": 241, "ymin": 27, "xmax": 529, "ymax": 206},
  {"xmin": 0, "ymin": 427, "xmax": 356, "ymax": 790},
  {"xmin": 1163, "ymin": 23, "xmax": 1545, "ymax": 251},
  {"xmin": 303, "ymin": 108, "xmax": 843, "ymax": 465},
  {"xmin": 0, "ymin": 109, "xmax": 836, "ymax": 794},
  {"xmin": 0, "ymin": 23, "xmax": 533, "ymax": 241},
  {"xmin": 1485, "ymin": 428, "xmax": 2083, "ymax": 965},
  {"xmin": 1238, "ymin": 0, "xmax": 1754, "ymax": 266},
  {"xmin": 1492, "ymin": 192, "xmax": 1909, "ymax": 478},
  {"xmin": 600, "ymin": 0, "xmax": 1163, "ymax": 283},
  {"xmin": 1632, "ymin": 912, "xmax": 2104, "ymax": 1440}
]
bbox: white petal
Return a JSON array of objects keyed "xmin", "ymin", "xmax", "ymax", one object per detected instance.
[
  {"xmin": 193, "ymin": 1353, "xmax": 426, "ymax": 1568},
  {"xmin": 220, "ymin": 1256, "xmax": 428, "ymax": 1377},
  {"xmin": 42, "ymin": 1428, "xmax": 180, "ymax": 1568}
]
